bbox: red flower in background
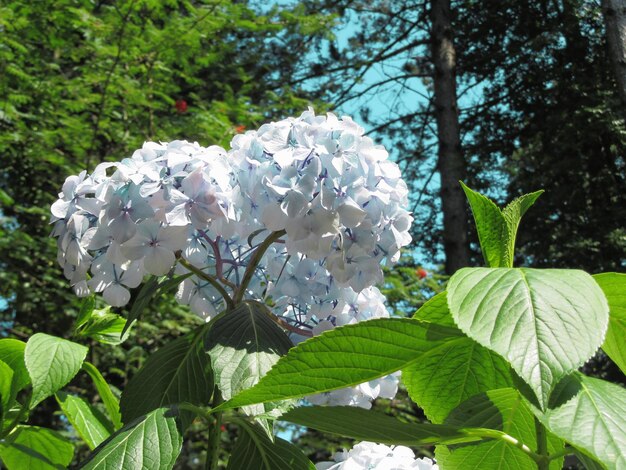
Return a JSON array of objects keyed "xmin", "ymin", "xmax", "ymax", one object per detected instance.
[
  {"xmin": 416, "ymin": 267, "xmax": 428, "ymax": 279},
  {"xmin": 175, "ymin": 99, "xmax": 188, "ymax": 114},
  {"xmin": 234, "ymin": 124, "xmax": 246, "ymax": 133}
]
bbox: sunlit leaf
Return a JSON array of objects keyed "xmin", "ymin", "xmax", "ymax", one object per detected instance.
[
  {"xmin": 448, "ymin": 268, "xmax": 608, "ymax": 409},
  {"xmin": 25, "ymin": 334, "xmax": 88, "ymax": 408},
  {"xmin": 216, "ymin": 318, "xmax": 460, "ymax": 411},
  {"xmin": 79, "ymin": 407, "xmax": 183, "ymax": 470},
  {"xmin": 56, "ymin": 391, "xmax": 112, "ymax": 450}
]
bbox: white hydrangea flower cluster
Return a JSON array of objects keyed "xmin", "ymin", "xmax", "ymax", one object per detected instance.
[
  {"xmin": 51, "ymin": 141, "xmax": 235, "ymax": 307},
  {"xmin": 230, "ymin": 110, "xmax": 412, "ymax": 293},
  {"xmin": 315, "ymin": 442, "xmax": 439, "ymax": 470},
  {"xmin": 51, "ymin": 109, "xmax": 412, "ymax": 406}
]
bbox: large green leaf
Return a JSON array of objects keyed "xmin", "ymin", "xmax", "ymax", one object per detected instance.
[
  {"xmin": 538, "ymin": 374, "xmax": 626, "ymax": 469},
  {"xmin": 0, "ymin": 425, "xmax": 74, "ymax": 470},
  {"xmin": 120, "ymin": 325, "xmax": 213, "ymax": 428},
  {"xmin": 24, "ymin": 333, "xmax": 88, "ymax": 408},
  {"xmin": 205, "ymin": 301, "xmax": 293, "ymax": 416},
  {"xmin": 56, "ymin": 391, "xmax": 112, "ymax": 450},
  {"xmin": 409, "ymin": 292, "xmax": 513, "ymax": 422},
  {"xmin": 0, "ymin": 339, "xmax": 30, "ymax": 395},
  {"xmin": 281, "ymin": 406, "xmax": 483, "ymax": 447},
  {"xmin": 403, "ymin": 337, "xmax": 513, "ymax": 423},
  {"xmin": 82, "ymin": 362, "xmax": 122, "ymax": 430},
  {"xmin": 461, "ymin": 182, "xmax": 510, "ymax": 267},
  {"xmin": 447, "ymin": 268, "xmax": 608, "ymax": 409},
  {"xmin": 593, "ymin": 273, "xmax": 626, "ymax": 374},
  {"xmin": 79, "ymin": 407, "xmax": 183, "ymax": 470},
  {"xmin": 216, "ymin": 318, "xmax": 460, "ymax": 412},
  {"xmin": 227, "ymin": 419, "xmax": 315, "ymax": 470},
  {"xmin": 436, "ymin": 388, "xmax": 563, "ymax": 470}
]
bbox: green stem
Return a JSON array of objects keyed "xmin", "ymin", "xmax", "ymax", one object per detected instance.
[
  {"xmin": 178, "ymin": 402, "xmax": 212, "ymax": 423},
  {"xmin": 535, "ymin": 418, "xmax": 550, "ymax": 470},
  {"xmin": 463, "ymin": 428, "xmax": 543, "ymax": 464},
  {"xmin": 177, "ymin": 257, "xmax": 235, "ymax": 310},
  {"xmin": 205, "ymin": 389, "xmax": 223, "ymax": 470},
  {"xmin": 233, "ymin": 230, "xmax": 286, "ymax": 304}
]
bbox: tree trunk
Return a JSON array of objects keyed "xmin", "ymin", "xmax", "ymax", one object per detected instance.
[
  {"xmin": 430, "ymin": 0, "xmax": 469, "ymax": 274},
  {"xmin": 603, "ymin": 0, "xmax": 626, "ymax": 112}
]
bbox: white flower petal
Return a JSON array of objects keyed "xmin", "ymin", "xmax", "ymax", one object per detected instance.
[
  {"xmin": 103, "ymin": 283, "xmax": 130, "ymax": 307},
  {"xmin": 143, "ymin": 246, "xmax": 176, "ymax": 276}
]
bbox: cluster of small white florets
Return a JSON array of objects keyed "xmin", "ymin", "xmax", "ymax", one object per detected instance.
[
  {"xmin": 230, "ymin": 110, "xmax": 411, "ymax": 292},
  {"xmin": 315, "ymin": 442, "xmax": 439, "ymax": 470},
  {"xmin": 51, "ymin": 109, "xmax": 411, "ymax": 406},
  {"xmin": 51, "ymin": 141, "xmax": 235, "ymax": 306}
]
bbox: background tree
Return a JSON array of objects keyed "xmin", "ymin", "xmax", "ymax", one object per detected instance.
[
  {"xmin": 603, "ymin": 0, "xmax": 626, "ymax": 112},
  {"xmin": 431, "ymin": 0, "xmax": 469, "ymax": 273},
  {"xmin": 458, "ymin": 0, "xmax": 626, "ymax": 274}
]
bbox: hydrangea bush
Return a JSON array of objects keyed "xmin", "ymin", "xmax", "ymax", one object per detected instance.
[
  {"xmin": 1, "ymin": 110, "xmax": 625, "ymax": 470},
  {"xmin": 49, "ymin": 110, "xmax": 410, "ymax": 411}
]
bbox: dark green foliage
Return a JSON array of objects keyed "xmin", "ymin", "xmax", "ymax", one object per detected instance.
[{"xmin": 458, "ymin": 0, "xmax": 626, "ymax": 271}]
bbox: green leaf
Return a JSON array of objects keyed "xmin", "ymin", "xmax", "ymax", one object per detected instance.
[
  {"xmin": 593, "ymin": 273, "xmax": 626, "ymax": 375},
  {"xmin": 25, "ymin": 333, "xmax": 88, "ymax": 408},
  {"xmin": 79, "ymin": 407, "xmax": 183, "ymax": 470},
  {"xmin": 501, "ymin": 190, "xmax": 544, "ymax": 264},
  {"xmin": 0, "ymin": 188, "xmax": 15, "ymax": 207},
  {"xmin": 447, "ymin": 268, "xmax": 609, "ymax": 409},
  {"xmin": 205, "ymin": 301, "xmax": 292, "ymax": 416},
  {"xmin": 0, "ymin": 425, "xmax": 74, "ymax": 470},
  {"xmin": 281, "ymin": 406, "xmax": 483, "ymax": 447},
  {"xmin": 538, "ymin": 374, "xmax": 626, "ymax": 469},
  {"xmin": 216, "ymin": 318, "xmax": 460, "ymax": 412},
  {"xmin": 403, "ymin": 336, "xmax": 513, "ymax": 423},
  {"xmin": 436, "ymin": 388, "xmax": 563, "ymax": 470},
  {"xmin": 0, "ymin": 339, "xmax": 29, "ymax": 395},
  {"xmin": 227, "ymin": 419, "xmax": 315, "ymax": 470},
  {"xmin": 78, "ymin": 308, "xmax": 130, "ymax": 345},
  {"xmin": 409, "ymin": 291, "xmax": 514, "ymax": 423},
  {"xmin": 120, "ymin": 325, "xmax": 213, "ymax": 429},
  {"xmin": 75, "ymin": 296, "xmax": 95, "ymax": 331},
  {"xmin": 56, "ymin": 391, "xmax": 112, "ymax": 450},
  {"xmin": 0, "ymin": 360, "xmax": 15, "ymax": 423},
  {"xmin": 461, "ymin": 183, "xmax": 542, "ymax": 268},
  {"xmin": 82, "ymin": 362, "xmax": 122, "ymax": 430},
  {"xmin": 413, "ymin": 292, "xmax": 456, "ymax": 327},
  {"xmin": 461, "ymin": 182, "xmax": 510, "ymax": 267}
]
